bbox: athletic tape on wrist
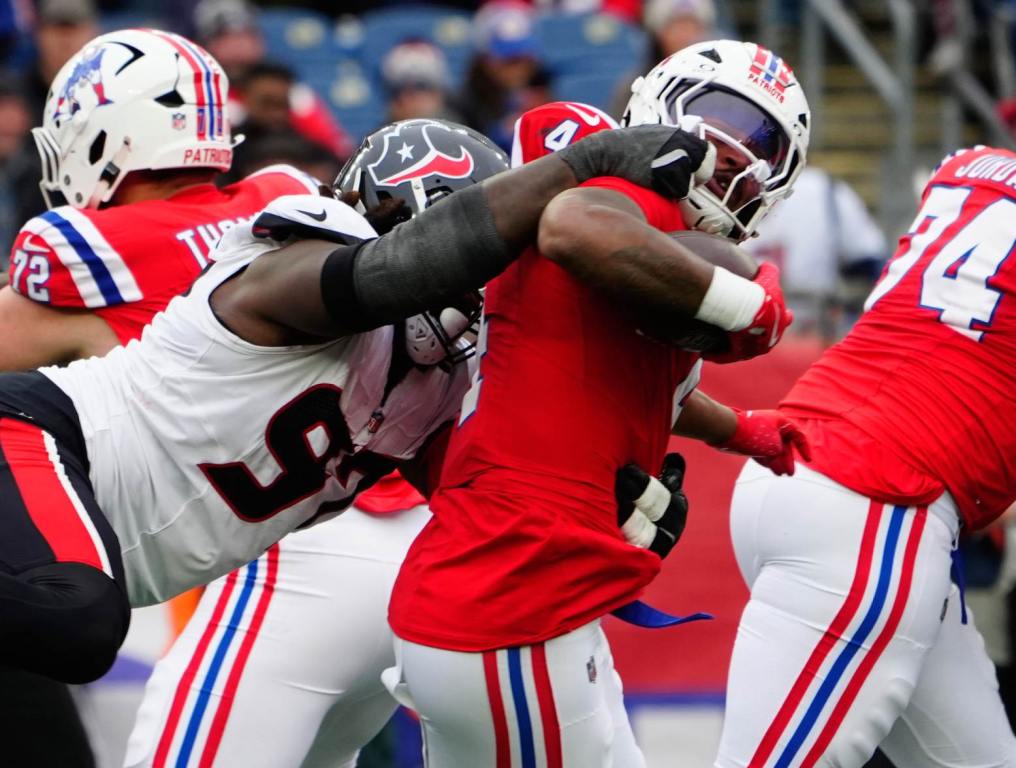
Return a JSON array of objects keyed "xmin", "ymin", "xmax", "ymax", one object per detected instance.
[
  {"xmin": 694, "ymin": 266, "xmax": 765, "ymax": 332},
  {"xmin": 633, "ymin": 475, "xmax": 672, "ymax": 523},
  {"xmin": 621, "ymin": 509, "xmax": 657, "ymax": 549}
]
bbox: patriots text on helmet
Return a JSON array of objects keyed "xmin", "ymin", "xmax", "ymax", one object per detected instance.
[{"xmin": 183, "ymin": 147, "xmax": 233, "ymax": 165}]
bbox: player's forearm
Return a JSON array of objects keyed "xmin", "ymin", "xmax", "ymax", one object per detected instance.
[
  {"xmin": 672, "ymin": 390, "xmax": 737, "ymax": 444},
  {"xmin": 538, "ymin": 190, "xmax": 715, "ymax": 323},
  {"xmin": 341, "ymin": 156, "xmax": 579, "ymax": 330}
]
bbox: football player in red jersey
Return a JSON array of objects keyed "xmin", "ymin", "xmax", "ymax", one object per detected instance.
[
  {"xmin": 716, "ymin": 144, "xmax": 1016, "ymax": 766},
  {"xmin": 2, "ymin": 28, "xmax": 319, "ymax": 370},
  {"xmin": 0, "ymin": 28, "xmax": 317, "ymax": 767},
  {"xmin": 386, "ymin": 41, "xmax": 811, "ymax": 767}
]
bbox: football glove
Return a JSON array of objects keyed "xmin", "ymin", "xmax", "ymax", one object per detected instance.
[
  {"xmin": 558, "ymin": 125, "xmax": 716, "ymax": 201},
  {"xmin": 712, "ymin": 409, "xmax": 811, "ymax": 476},
  {"xmin": 703, "ymin": 262, "xmax": 793, "ymax": 364},
  {"xmin": 616, "ymin": 453, "xmax": 688, "ymax": 559}
]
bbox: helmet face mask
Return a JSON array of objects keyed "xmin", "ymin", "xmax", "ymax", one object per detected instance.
[
  {"xmin": 405, "ymin": 292, "xmax": 484, "ymax": 369},
  {"xmin": 335, "ymin": 119, "xmax": 508, "ymax": 369},
  {"xmin": 34, "ymin": 28, "xmax": 235, "ymax": 210},
  {"xmin": 622, "ymin": 40, "xmax": 810, "ymax": 241}
]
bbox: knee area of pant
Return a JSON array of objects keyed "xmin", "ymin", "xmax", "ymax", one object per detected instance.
[
  {"xmin": 25, "ymin": 562, "xmax": 130, "ymax": 683},
  {"xmin": 831, "ymin": 680, "xmax": 913, "ymax": 767}
]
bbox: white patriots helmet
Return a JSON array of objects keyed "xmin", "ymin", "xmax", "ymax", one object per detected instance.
[
  {"xmin": 32, "ymin": 28, "xmax": 236, "ymax": 210},
  {"xmin": 622, "ymin": 40, "xmax": 810, "ymax": 241}
]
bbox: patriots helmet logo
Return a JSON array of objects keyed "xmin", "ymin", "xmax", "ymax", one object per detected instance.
[
  {"xmin": 369, "ymin": 122, "xmax": 476, "ymax": 187},
  {"xmin": 53, "ymin": 46, "xmax": 113, "ymax": 126},
  {"xmin": 747, "ymin": 45, "xmax": 795, "ymax": 103}
]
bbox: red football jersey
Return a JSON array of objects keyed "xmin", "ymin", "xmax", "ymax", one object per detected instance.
[
  {"xmin": 9, "ymin": 164, "xmax": 318, "ymax": 344},
  {"xmin": 782, "ymin": 146, "xmax": 1016, "ymax": 530},
  {"xmin": 389, "ymin": 103, "xmax": 702, "ymax": 650},
  {"xmin": 355, "ymin": 472, "xmax": 426, "ymax": 515}
]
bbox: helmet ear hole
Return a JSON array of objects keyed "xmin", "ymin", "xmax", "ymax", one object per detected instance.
[{"xmin": 89, "ymin": 132, "xmax": 107, "ymax": 165}]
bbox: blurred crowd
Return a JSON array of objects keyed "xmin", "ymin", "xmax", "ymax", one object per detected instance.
[{"xmin": 0, "ymin": 0, "xmax": 892, "ymax": 345}]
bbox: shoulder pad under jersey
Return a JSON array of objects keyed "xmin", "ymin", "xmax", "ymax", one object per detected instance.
[
  {"xmin": 511, "ymin": 101, "xmax": 618, "ymax": 168},
  {"xmin": 251, "ymin": 194, "xmax": 379, "ymax": 246},
  {"xmin": 243, "ymin": 163, "xmax": 322, "ymax": 195}
]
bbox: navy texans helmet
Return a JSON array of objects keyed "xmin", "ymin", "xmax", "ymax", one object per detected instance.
[
  {"xmin": 335, "ymin": 118, "xmax": 509, "ymax": 217},
  {"xmin": 335, "ymin": 119, "xmax": 509, "ymax": 368}
]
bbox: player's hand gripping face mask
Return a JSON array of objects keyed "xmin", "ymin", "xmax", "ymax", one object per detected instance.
[
  {"xmin": 622, "ymin": 40, "xmax": 811, "ymax": 242},
  {"xmin": 334, "ymin": 119, "xmax": 510, "ymax": 368}
]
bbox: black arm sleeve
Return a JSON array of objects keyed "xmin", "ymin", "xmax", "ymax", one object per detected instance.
[{"xmin": 319, "ymin": 184, "xmax": 512, "ymax": 332}]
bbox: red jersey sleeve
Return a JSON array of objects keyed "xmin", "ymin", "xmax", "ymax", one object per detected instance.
[
  {"xmin": 579, "ymin": 176, "xmax": 687, "ymax": 232},
  {"xmin": 10, "ymin": 208, "xmax": 142, "ymax": 309}
]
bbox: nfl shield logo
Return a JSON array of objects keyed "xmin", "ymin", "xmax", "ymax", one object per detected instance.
[
  {"xmin": 172, "ymin": 112, "xmax": 186, "ymax": 131},
  {"xmin": 587, "ymin": 656, "xmax": 597, "ymax": 683}
]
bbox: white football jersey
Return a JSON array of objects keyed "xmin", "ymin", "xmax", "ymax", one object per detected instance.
[{"xmin": 41, "ymin": 196, "xmax": 470, "ymax": 606}]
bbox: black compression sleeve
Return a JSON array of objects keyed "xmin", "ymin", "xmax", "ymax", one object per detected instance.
[
  {"xmin": 320, "ymin": 241, "xmax": 369, "ymax": 331},
  {"xmin": 324, "ymin": 185, "xmax": 513, "ymax": 332}
]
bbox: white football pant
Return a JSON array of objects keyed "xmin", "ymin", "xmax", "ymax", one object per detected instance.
[
  {"xmin": 124, "ymin": 504, "xmax": 430, "ymax": 768},
  {"xmin": 384, "ymin": 620, "xmax": 645, "ymax": 768},
  {"xmin": 717, "ymin": 460, "xmax": 1016, "ymax": 768}
]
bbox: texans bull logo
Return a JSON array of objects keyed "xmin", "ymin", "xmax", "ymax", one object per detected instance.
[{"xmin": 368, "ymin": 122, "xmax": 476, "ymax": 187}]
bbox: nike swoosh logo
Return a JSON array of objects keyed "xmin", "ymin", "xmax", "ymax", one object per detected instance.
[
  {"xmin": 297, "ymin": 209, "xmax": 328, "ymax": 222},
  {"xmin": 651, "ymin": 148, "xmax": 689, "ymax": 169},
  {"xmin": 565, "ymin": 103, "xmax": 603, "ymax": 126},
  {"xmin": 20, "ymin": 234, "xmax": 50, "ymax": 253}
]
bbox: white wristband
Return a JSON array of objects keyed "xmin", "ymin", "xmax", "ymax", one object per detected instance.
[
  {"xmin": 633, "ymin": 475, "xmax": 672, "ymax": 522},
  {"xmin": 694, "ymin": 266, "xmax": 765, "ymax": 332},
  {"xmin": 621, "ymin": 509, "xmax": 657, "ymax": 549}
]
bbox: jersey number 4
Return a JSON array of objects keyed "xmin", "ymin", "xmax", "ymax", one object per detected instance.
[{"xmin": 865, "ymin": 186, "xmax": 1016, "ymax": 341}]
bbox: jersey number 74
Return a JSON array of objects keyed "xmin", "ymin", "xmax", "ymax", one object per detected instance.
[{"xmin": 865, "ymin": 185, "xmax": 1016, "ymax": 341}]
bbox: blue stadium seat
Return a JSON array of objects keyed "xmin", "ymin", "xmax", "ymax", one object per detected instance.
[
  {"xmin": 358, "ymin": 5, "xmax": 473, "ymax": 87},
  {"xmin": 306, "ymin": 59, "xmax": 385, "ymax": 142},
  {"xmin": 536, "ymin": 12, "xmax": 647, "ymax": 79},
  {"xmin": 552, "ymin": 71, "xmax": 626, "ymax": 114},
  {"xmin": 259, "ymin": 8, "xmax": 332, "ymax": 69}
]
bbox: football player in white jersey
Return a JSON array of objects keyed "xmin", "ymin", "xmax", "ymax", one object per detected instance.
[
  {"xmin": 1, "ymin": 28, "xmax": 318, "ymax": 767},
  {"xmin": 0, "ymin": 106, "xmax": 721, "ymax": 685},
  {"xmin": 124, "ymin": 119, "xmax": 505, "ymax": 768}
]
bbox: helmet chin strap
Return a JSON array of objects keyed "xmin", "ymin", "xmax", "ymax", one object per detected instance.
[{"xmin": 88, "ymin": 137, "xmax": 133, "ymax": 208}]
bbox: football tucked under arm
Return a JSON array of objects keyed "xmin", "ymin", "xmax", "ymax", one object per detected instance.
[{"xmin": 538, "ymin": 189, "xmax": 792, "ymax": 359}]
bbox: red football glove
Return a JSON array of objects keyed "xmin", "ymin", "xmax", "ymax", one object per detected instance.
[
  {"xmin": 704, "ymin": 263, "xmax": 793, "ymax": 364},
  {"xmin": 713, "ymin": 409, "xmax": 812, "ymax": 476}
]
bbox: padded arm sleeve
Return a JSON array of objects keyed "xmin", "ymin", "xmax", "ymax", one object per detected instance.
[{"xmin": 320, "ymin": 184, "xmax": 512, "ymax": 332}]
